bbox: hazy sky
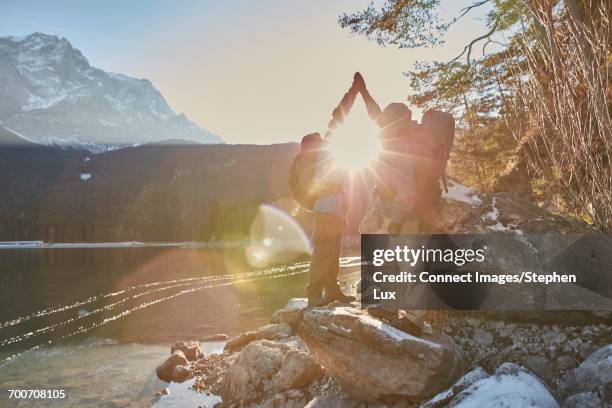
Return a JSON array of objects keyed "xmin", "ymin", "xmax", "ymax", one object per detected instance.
[{"xmin": 0, "ymin": 0, "xmax": 492, "ymax": 144}]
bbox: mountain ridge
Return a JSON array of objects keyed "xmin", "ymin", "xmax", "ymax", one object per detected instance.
[{"xmin": 0, "ymin": 32, "xmax": 222, "ymax": 150}]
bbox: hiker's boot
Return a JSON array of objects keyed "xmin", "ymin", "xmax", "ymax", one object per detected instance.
[
  {"xmin": 307, "ymin": 294, "xmax": 329, "ymax": 308},
  {"xmin": 325, "ymin": 289, "xmax": 356, "ymax": 304}
]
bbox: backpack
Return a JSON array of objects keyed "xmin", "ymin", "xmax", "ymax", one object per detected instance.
[
  {"xmin": 289, "ymin": 133, "xmax": 324, "ymax": 210},
  {"xmin": 412, "ymin": 109, "xmax": 455, "ymax": 210}
]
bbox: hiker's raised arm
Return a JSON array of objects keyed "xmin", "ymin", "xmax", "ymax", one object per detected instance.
[
  {"xmin": 360, "ymin": 88, "xmax": 382, "ymax": 122},
  {"xmin": 326, "ymin": 86, "xmax": 358, "ymax": 136}
]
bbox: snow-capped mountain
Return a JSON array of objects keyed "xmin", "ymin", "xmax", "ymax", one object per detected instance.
[{"xmin": 0, "ymin": 33, "xmax": 222, "ymax": 150}]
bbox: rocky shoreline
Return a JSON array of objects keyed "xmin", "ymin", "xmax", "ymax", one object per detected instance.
[
  {"xmin": 155, "ymin": 300, "xmax": 611, "ymax": 407},
  {"xmin": 154, "ymin": 187, "xmax": 611, "ymax": 407}
]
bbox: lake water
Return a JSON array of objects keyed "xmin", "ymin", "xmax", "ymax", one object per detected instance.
[{"xmin": 0, "ymin": 245, "xmax": 360, "ymax": 407}]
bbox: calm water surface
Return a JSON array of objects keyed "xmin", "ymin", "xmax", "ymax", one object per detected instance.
[{"xmin": 0, "ymin": 245, "xmax": 329, "ymax": 407}]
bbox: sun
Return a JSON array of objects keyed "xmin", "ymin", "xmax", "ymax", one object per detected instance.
[{"xmin": 327, "ymin": 102, "xmax": 381, "ymax": 172}]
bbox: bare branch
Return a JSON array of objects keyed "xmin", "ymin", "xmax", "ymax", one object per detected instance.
[
  {"xmin": 448, "ymin": 22, "xmax": 499, "ymax": 65},
  {"xmin": 455, "ymin": 0, "xmax": 492, "ymax": 22}
]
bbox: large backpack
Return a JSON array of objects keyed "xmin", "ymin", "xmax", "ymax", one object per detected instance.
[
  {"xmin": 289, "ymin": 133, "xmax": 324, "ymax": 210},
  {"xmin": 412, "ymin": 109, "xmax": 455, "ymax": 210}
]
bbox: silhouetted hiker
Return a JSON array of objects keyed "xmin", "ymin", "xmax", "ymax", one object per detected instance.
[
  {"xmin": 355, "ymin": 72, "xmax": 455, "ymax": 233},
  {"xmin": 352, "ymin": 73, "xmax": 429, "ymax": 331},
  {"xmin": 290, "ymin": 76, "xmax": 361, "ymax": 307},
  {"xmin": 354, "ymin": 73, "xmax": 419, "ymax": 234}
]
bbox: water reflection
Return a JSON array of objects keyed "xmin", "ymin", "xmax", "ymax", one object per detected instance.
[
  {"xmin": 0, "ymin": 246, "xmax": 310, "ymax": 363},
  {"xmin": 0, "ymin": 246, "xmax": 361, "ymax": 407}
]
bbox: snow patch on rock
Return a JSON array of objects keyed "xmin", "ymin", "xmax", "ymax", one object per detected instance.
[
  {"xmin": 443, "ymin": 180, "xmax": 483, "ymax": 207},
  {"xmin": 308, "ymin": 307, "xmax": 440, "ymax": 347},
  {"xmin": 452, "ymin": 363, "xmax": 559, "ymax": 408}
]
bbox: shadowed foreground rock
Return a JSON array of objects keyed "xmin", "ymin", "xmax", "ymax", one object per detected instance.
[
  {"xmin": 298, "ymin": 306, "xmax": 464, "ymax": 402},
  {"xmin": 421, "ymin": 363, "xmax": 559, "ymax": 407},
  {"xmin": 560, "ymin": 344, "xmax": 612, "ymax": 407},
  {"xmin": 156, "ymin": 350, "xmax": 189, "ymax": 383}
]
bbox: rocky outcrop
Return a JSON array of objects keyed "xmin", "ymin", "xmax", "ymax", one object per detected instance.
[
  {"xmin": 297, "ymin": 306, "xmax": 464, "ymax": 402},
  {"xmin": 421, "ymin": 363, "xmax": 559, "ymax": 407},
  {"xmin": 156, "ymin": 350, "xmax": 189, "ymax": 383},
  {"xmin": 224, "ymin": 322, "xmax": 293, "ymax": 353},
  {"xmin": 177, "ymin": 294, "xmax": 611, "ymax": 407},
  {"xmin": 422, "ymin": 181, "xmax": 591, "ymax": 234},
  {"xmin": 171, "ymin": 340, "xmax": 202, "ymax": 361},
  {"xmin": 220, "ymin": 339, "xmax": 323, "ymax": 406},
  {"xmin": 271, "ymin": 298, "xmax": 308, "ymax": 329},
  {"xmin": 560, "ymin": 344, "xmax": 612, "ymax": 407}
]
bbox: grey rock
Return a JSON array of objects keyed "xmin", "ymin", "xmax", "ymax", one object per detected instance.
[
  {"xmin": 271, "ymin": 298, "xmax": 308, "ymax": 329},
  {"xmin": 421, "ymin": 367, "xmax": 490, "ymax": 408},
  {"xmin": 561, "ymin": 344, "xmax": 612, "ymax": 401},
  {"xmin": 424, "ymin": 363, "xmax": 559, "ymax": 408},
  {"xmin": 473, "ymin": 328, "xmax": 494, "ymax": 347},
  {"xmin": 525, "ymin": 355, "xmax": 554, "ymax": 384},
  {"xmin": 578, "ymin": 343, "xmax": 599, "ymax": 359},
  {"xmin": 220, "ymin": 339, "xmax": 322, "ymax": 405},
  {"xmin": 298, "ymin": 306, "xmax": 463, "ymax": 402},
  {"xmin": 563, "ymin": 392, "xmax": 603, "ymax": 408},
  {"xmin": 557, "ymin": 355, "xmax": 579, "ymax": 372}
]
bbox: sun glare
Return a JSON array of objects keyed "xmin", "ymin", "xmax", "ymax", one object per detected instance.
[{"xmin": 327, "ymin": 102, "xmax": 380, "ymax": 172}]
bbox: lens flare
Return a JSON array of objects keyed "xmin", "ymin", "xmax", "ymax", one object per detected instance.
[
  {"xmin": 246, "ymin": 204, "xmax": 312, "ymax": 268},
  {"xmin": 327, "ymin": 101, "xmax": 380, "ymax": 172}
]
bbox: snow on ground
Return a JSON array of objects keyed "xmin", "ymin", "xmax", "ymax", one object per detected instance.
[
  {"xmin": 443, "ymin": 180, "xmax": 482, "ymax": 207},
  {"xmin": 98, "ymin": 119, "xmax": 118, "ymax": 127},
  {"xmin": 80, "ymin": 173, "xmax": 92, "ymax": 181},
  {"xmin": 485, "ymin": 197, "xmax": 510, "ymax": 232},
  {"xmin": 453, "ymin": 364, "xmax": 559, "ymax": 408}
]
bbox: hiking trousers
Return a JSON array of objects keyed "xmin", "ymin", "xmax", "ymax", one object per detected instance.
[{"xmin": 307, "ymin": 212, "xmax": 345, "ymax": 298}]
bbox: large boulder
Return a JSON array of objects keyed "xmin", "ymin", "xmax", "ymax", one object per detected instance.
[
  {"xmin": 171, "ymin": 340, "xmax": 203, "ymax": 361},
  {"xmin": 563, "ymin": 392, "xmax": 604, "ymax": 408},
  {"xmin": 422, "ymin": 363, "xmax": 559, "ymax": 408},
  {"xmin": 156, "ymin": 350, "xmax": 189, "ymax": 383},
  {"xmin": 420, "ymin": 367, "xmax": 490, "ymax": 408},
  {"xmin": 224, "ymin": 322, "xmax": 293, "ymax": 352},
  {"xmin": 297, "ymin": 306, "xmax": 463, "ymax": 402},
  {"xmin": 220, "ymin": 339, "xmax": 323, "ymax": 406},
  {"xmin": 560, "ymin": 344, "xmax": 612, "ymax": 406}
]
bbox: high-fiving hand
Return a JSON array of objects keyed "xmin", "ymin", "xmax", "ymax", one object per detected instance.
[{"xmin": 352, "ymin": 72, "xmax": 366, "ymax": 93}]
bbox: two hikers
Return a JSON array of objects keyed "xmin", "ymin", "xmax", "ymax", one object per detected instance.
[{"xmin": 290, "ymin": 72, "xmax": 455, "ymax": 309}]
